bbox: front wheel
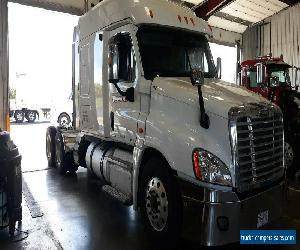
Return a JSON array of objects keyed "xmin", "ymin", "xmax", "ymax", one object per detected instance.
[
  {"xmin": 285, "ymin": 138, "xmax": 300, "ymax": 177},
  {"xmin": 285, "ymin": 141, "xmax": 294, "ymax": 170},
  {"xmin": 140, "ymin": 158, "xmax": 182, "ymax": 241}
]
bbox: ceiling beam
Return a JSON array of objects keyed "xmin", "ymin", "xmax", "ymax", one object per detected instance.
[
  {"xmin": 214, "ymin": 12, "xmax": 253, "ymax": 26},
  {"xmin": 193, "ymin": 0, "xmax": 235, "ymax": 20},
  {"xmin": 278, "ymin": 0, "xmax": 300, "ymax": 6}
]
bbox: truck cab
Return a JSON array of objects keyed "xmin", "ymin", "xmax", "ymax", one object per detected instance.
[
  {"xmin": 46, "ymin": 0, "xmax": 285, "ymax": 246},
  {"xmin": 241, "ymin": 54, "xmax": 293, "ymax": 105},
  {"xmin": 240, "ymin": 54, "xmax": 300, "ymax": 172}
]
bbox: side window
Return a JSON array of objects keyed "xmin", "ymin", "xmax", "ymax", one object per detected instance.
[{"xmin": 108, "ymin": 33, "xmax": 136, "ymax": 84}]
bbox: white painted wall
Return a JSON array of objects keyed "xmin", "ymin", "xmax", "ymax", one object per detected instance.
[{"xmin": 242, "ymin": 3, "xmax": 300, "ymax": 86}]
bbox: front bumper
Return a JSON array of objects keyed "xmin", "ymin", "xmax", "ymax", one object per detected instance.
[{"xmin": 178, "ymin": 177, "xmax": 285, "ymax": 246}]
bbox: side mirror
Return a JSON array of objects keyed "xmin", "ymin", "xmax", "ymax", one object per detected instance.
[
  {"xmin": 108, "ymin": 43, "xmax": 119, "ymax": 82},
  {"xmin": 191, "ymin": 69, "xmax": 204, "ymax": 86},
  {"xmin": 256, "ymin": 63, "xmax": 266, "ymax": 85},
  {"xmin": 216, "ymin": 57, "xmax": 222, "ymax": 79}
]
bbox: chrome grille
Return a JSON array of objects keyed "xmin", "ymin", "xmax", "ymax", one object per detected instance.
[{"xmin": 229, "ymin": 103, "xmax": 284, "ymax": 192}]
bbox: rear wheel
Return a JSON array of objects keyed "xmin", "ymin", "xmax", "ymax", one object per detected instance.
[
  {"xmin": 55, "ymin": 130, "xmax": 77, "ymax": 175},
  {"xmin": 140, "ymin": 157, "xmax": 182, "ymax": 242},
  {"xmin": 25, "ymin": 110, "xmax": 37, "ymax": 122},
  {"xmin": 46, "ymin": 126, "xmax": 57, "ymax": 167},
  {"xmin": 14, "ymin": 110, "xmax": 24, "ymax": 123}
]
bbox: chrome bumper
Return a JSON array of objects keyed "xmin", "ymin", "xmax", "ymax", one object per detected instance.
[{"xmin": 179, "ymin": 178, "xmax": 285, "ymax": 246}]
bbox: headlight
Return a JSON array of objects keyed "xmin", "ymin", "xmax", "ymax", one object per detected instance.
[{"xmin": 192, "ymin": 149, "xmax": 232, "ymax": 186}]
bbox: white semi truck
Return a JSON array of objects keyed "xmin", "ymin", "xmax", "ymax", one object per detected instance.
[{"xmin": 46, "ymin": 0, "xmax": 285, "ymax": 245}]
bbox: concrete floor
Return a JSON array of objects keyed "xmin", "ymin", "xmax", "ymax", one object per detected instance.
[{"xmin": 1, "ymin": 122, "xmax": 300, "ymax": 249}]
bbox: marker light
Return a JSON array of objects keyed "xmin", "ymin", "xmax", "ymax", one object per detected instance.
[
  {"xmin": 184, "ymin": 16, "xmax": 188, "ymax": 24},
  {"xmin": 145, "ymin": 7, "xmax": 154, "ymax": 18},
  {"xmin": 149, "ymin": 9, "xmax": 154, "ymax": 18},
  {"xmin": 193, "ymin": 151, "xmax": 201, "ymax": 179},
  {"xmin": 178, "ymin": 15, "xmax": 182, "ymax": 22},
  {"xmin": 190, "ymin": 18, "xmax": 195, "ymax": 26}
]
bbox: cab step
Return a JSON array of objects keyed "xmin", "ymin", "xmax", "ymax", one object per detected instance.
[{"xmin": 102, "ymin": 185, "xmax": 132, "ymax": 206}]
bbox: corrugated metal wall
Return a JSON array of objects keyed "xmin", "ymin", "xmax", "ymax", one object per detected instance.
[{"xmin": 242, "ymin": 3, "xmax": 300, "ymax": 86}]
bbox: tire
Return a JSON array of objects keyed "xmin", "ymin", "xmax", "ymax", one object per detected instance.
[
  {"xmin": 58, "ymin": 113, "xmax": 71, "ymax": 128},
  {"xmin": 46, "ymin": 126, "xmax": 57, "ymax": 168},
  {"xmin": 285, "ymin": 137, "xmax": 299, "ymax": 177},
  {"xmin": 14, "ymin": 110, "xmax": 24, "ymax": 123},
  {"xmin": 25, "ymin": 110, "xmax": 37, "ymax": 122},
  {"xmin": 140, "ymin": 157, "xmax": 182, "ymax": 242},
  {"xmin": 55, "ymin": 130, "xmax": 77, "ymax": 175}
]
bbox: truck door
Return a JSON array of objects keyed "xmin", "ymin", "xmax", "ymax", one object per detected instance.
[{"xmin": 107, "ymin": 25, "xmax": 141, "ymax": 145}]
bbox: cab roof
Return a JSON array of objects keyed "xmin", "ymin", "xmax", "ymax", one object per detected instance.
[
  {"xmin": 78, "ymin": 0, "xmax": 211, "ymax": 40},
  {"xmin": 241, "ymin": 56, "xmax": 291, "ymax": 68}
]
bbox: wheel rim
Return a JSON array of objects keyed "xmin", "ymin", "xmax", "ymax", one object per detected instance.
[
  {"xmin": 285, "ymin": 142, "xmax": 294, "ymax": 168},
  {"xmin": 16, "ymin": 112, "xmax": 23, "ymax": 120},
  {"xmin": 60, "ymin": 116, "xmax": 69, "ymax": 127},
  {"xmin": 145, "ymin": 177, "xmax": 168, "ymax": 232},
  {"xmin": 28, "ymin": 112, "xmax": 35, "ymax": 120}
]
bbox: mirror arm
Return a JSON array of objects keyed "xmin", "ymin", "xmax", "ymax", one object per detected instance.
[
  {"xmin": 110, "ymin": 80, "xmax": 134, "ymax": 102},
  {"xmin": 111, "ymin": 81, "xmax": 126, "ymax": 96},
  {"xmin": 197, "ymin": 85, "xmax": 210, "ymax": 129}
]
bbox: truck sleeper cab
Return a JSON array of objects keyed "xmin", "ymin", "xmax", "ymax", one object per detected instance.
[{"xmin": 46, "ymin": 0, "xmax": 285, "ymax": 246}]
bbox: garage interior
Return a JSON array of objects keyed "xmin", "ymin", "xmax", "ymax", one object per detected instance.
[{"xmin": 1, "ymin": 0, "xmax": 300, "ymax": 249}]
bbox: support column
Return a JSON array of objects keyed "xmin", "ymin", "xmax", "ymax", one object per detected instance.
[
  {"xmin": 0, "ymin": 0, "xmax": 9, "ymax": 131},
  {"xmin": 236, "ymin": 40, "xmax": 241, "ymax": 85}
]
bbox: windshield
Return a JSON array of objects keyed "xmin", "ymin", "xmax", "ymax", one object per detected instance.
[
  {"xmin": 268, "ymin": 65, "xmax": 291, "ymax": 86},
  {"xmin": 247, "ymin": 70, "xmax": 258, "ymax": 88},
  {"xmin": 137, "ymin": 26, "xmax": 217, "ymax": 80}
]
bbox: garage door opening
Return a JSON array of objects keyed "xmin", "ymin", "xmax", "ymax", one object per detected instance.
[
  {"xmin": 210, "ymin": 42, "xmax": 238, "ymax": 84},
  {"xmin": 8, "ymin": 2, "xmax": 78, "ymax": 172}
]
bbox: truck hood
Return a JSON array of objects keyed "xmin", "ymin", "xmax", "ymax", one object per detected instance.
[{"xmin": 152, "ymin": 77, "xmax": 269, "ymax": 119}]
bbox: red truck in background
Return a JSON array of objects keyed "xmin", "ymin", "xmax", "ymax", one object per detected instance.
[{"xmin": 240, "ymin": 54, "xmax": 300, "ymax": 175}]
